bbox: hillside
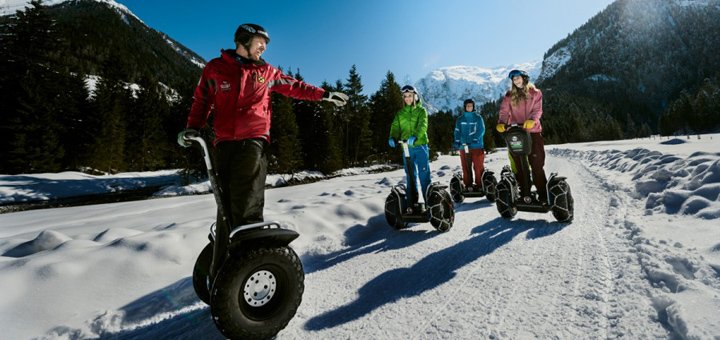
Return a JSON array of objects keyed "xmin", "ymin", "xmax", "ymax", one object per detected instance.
[
  {"xmin": 538, "ymin": 0, "xmax": 720, "ymax": 137},
  {"xmin": 0, "ymin": 0, "xmax": 204, "ymax": 174}
]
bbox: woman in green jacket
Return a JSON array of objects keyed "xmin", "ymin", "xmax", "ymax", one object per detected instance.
[{"xmin": 388, "ymin": 85, "xmax": 431, "ymax": 205}]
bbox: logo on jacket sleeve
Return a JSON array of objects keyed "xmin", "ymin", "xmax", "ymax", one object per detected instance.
[{"xmin": 220, "ymin": 81, "xmax": 231, "ymax": 92}]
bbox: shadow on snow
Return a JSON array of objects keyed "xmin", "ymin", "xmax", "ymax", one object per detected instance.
[
  {"xmin": 304, "ymin": 217, "xmax": 567, "ymax": 331},
  {"xmin": 51, "ymin": 278, "xmax": 225, "ymax": 340},
  {"xmin": 301, "ymin": 214, "xmax": 439, "ymax": 274}
]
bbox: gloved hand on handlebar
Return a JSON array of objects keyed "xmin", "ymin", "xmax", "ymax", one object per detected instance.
[
  {"xmin": 523, "ymin": 119, "xmax": 536, "ymax": 130},
  {"xmin": 407, "ymin": 136, "xmax": 417, "ymax": 146},
  {"xmin": 495, "ymin": 124, "xmax": 506, "ymax": 133},
  {"xmin": 388, "ymin": 138, "xmax": 396, "ymax": 148},
  {"xmin": 177, "ymin": 128, "xmax": 198, "ymax": 148}
]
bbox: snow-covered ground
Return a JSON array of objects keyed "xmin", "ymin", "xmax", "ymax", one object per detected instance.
[{"xmin": 1, "ymin": 135, "xmax": 719, "ymax": 339}]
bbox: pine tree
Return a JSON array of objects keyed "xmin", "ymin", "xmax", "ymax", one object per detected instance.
[
  {"xmin": 2, "ymin": 0, "xmax": 66, "ymax": 173},
  {"xmin": 316, "ymin": 87, "xmax": 344, "ymax": 174},
  {"xmin": 427, "ymin": 110, "xmax": 454, "ymax": 157},
  {"xmin": 55, "ymin": 73, "xmax": 91, "ymax": 170},
  {"xmin": 125, "ymin": 76, "xmax": 169, "ymax": 171},
  {"xmin": 479, "ymin": 100, "xmax": 500, "ymax": 151},
  {"xmin": 269, "ymin": 93, "xmax": 302, "ymax": 176},
  {"xmin": 87, "ymin": 58, "xmax": 131, "ymax": 173},
  {"xmin": 369, "ymin": 72, "xmax": 403, "ymax": 163},
  {"xmin": 287, "ymin": 68, "xmax": 317, "ymax": 170},
  {"xmin": 343, "ymin": 65, "xmax": 373, "ymax": 165}
]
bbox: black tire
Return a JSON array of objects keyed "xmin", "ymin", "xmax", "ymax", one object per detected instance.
[
  {"xmin": 449, "ymin": 176, "xmax": 464, "ymax": 203},
  {"xmin": 210, "ymin": 246, "xmax": 304, "ymax": 340},
  {"xmin": 429, "ymin": 188, "xmax": 454, "ymax": 232},
  {"xmin": 192, "ymin": 242, "xmax": 213, "ymax": 304},
  {"xmin": 550, "ymin": 180, "xmax": 574, "ymax": 222},
  {"xmin": 495, "ymin": 180, "xmax": 517, "ymax": 219},
  {"xmin": 483, "ymin": 173, "xmax": 498, "ymax": 203},
  {"xmin": 384, "ymin": 192, "xmax": 406, "ymax": 230}
]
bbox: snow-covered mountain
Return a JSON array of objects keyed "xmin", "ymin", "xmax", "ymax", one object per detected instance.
[{"xmin": 415, "ymin": 61, "xmax": 542, "ymax": 114}]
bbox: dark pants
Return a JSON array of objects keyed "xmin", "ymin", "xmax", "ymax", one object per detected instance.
[
  {"xmin": 509, "ymin": 133, "xmax": 548, "ymax": 201},
  {"xmin": 215, "ymin": 139, "xmax": 267, "ymax": 228}
]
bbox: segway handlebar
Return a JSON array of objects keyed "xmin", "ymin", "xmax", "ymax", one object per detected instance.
[
  {"xmin": 498, "ymin": 123, "xmax": 523, "ymax": 133},
  {"xmin": 182, "ymin": 130, "xmax": 213, "ymax": 173},
  {"xmin": 397, "ymin": 140, "xmax": 411, "ymax": 158}
]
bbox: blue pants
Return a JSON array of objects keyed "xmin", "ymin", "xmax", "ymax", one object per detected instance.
[{"xmin": 403, "ymin": 144, "xmax": 431, "ymax": 204}]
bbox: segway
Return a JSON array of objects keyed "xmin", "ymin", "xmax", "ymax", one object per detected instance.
[
  {"xmin": 384, "ymin": 140, "xmax": 455, "ymax": 232},
  {"xmin": 449, "ymin": 144, "xmax": 497, "ymax": 203},
  {"xmin": 182, "ymin": 131, "xmax": 304, "ymax": 339},
  {"xmin": 495, "ymin": 125, "xmax": 574, "ymax": 222}
]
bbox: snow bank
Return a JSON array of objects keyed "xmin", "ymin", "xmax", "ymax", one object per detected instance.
[
  {"xmin": 550, "ymin": 145, "xmax": 720, "ymax": 338},
  {"xmin": 550, "ymin": 148, "xmax": 720, "ymax": 219}
]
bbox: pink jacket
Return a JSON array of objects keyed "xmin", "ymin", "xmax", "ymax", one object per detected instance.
[{"xmin": 498, "ymin": 87, "xmax": 543, "ymax": 133}]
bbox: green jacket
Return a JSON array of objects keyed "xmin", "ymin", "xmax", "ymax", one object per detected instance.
[{"xmin": 389, "ymin": 102, "xmax": 429, "ymax": 146}]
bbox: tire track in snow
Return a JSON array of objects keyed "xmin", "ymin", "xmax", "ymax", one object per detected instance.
[
  {"xmin": 289, "ymin": 153, "xmax": 669, "ymax": 339},
  {"xmin": 448, "ymin": 155, "xmax": 615, "ymax": 339}
]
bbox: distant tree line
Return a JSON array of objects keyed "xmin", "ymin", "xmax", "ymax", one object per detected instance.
[{"xmin": 659, "ymin": 77, "xmax": 720, "ymax": 135}]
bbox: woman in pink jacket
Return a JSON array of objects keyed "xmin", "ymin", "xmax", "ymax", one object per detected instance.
[{"xmin": 496, "ymin": 69, "xmax": 548, "ymax": 204}]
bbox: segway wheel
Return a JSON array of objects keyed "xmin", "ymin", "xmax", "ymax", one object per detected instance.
[
  {"xmin": 429, "ymin": 188, "xmax": 454, "ymax": 232},
  {"xmin": 483, "ymin": 173, "xmax": 498, "ymax": 203},
  {"xmin": 210, "ymin": 246, "xmax": 304, "ymax": 340},
  {"xmin": 495, "ymin": 180, "xmax": 517, "ymax": 219},
  {"xmin": 192, "ymin": 242, "xmax": 213, "ymax": 304},
  {"xmin": 449, "ymin": 176, "xmax": 464, "ymax": 203},
  {"xmin": 550, "ymin": 179, "xmax": 574, "ymax": 222},
  {"xmin": 384, "ymin": 192, "xmax": 406, "ymax": 230}
]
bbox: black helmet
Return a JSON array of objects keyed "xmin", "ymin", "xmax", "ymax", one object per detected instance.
[
  {"xmin": 508, "ymin": 69, "xmax": 529, "ymax": 80},
  {"xmin": 235, "ymin": 23, "xmax": 270, "ymax": 48},
  {"xmin": 401, "ymin": 85, "xmax": 419, "ymax": 103},
  {"xmin": 463, "ymin": 99, "xmax": 475, "ymax": 111}
]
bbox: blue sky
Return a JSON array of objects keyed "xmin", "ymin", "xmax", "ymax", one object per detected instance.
[{"xmin": 116, "ymin": 0, "xmax": 615, "ymax": 93}]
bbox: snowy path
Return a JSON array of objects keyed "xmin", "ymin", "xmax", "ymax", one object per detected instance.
[{"xmin": 281, "ymin": 154, "xmax": 668, "ymax": 339}]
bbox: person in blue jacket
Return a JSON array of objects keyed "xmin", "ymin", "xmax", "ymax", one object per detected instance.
[{"xmin": 453, "ymin": 99, "xmax": 486, "ymax": 191}]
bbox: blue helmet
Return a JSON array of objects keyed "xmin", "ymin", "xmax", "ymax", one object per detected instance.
[{"xmin": 508, "ymin": 69, "xmax": 529, "ymax": 80}]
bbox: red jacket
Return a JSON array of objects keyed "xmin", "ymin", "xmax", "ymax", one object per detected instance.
[
  {"xmin": 499, "ymin": 86, "xmax": 543, "ymax": 133},
  {"xmin": 187, "ymin": 50, "xmax": 326, "ymax": 143}
]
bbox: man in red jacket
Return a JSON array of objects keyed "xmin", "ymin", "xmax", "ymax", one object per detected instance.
[{"xmin": 178, "ymin": 23, "xmax": 348, "ymax": 228}]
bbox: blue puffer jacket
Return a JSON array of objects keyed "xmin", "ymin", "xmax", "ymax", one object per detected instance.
[{"xmin": 453, "ymin": 111, "xmax": 485, "ymax": 150}]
